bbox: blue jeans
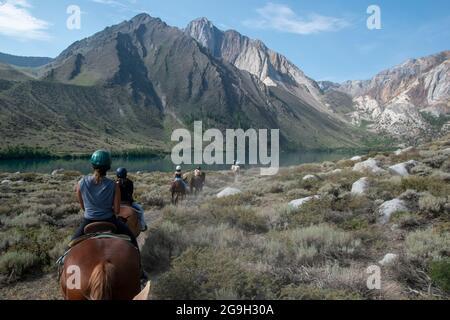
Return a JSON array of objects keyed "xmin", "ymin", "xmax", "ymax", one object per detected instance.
[{"xmin": 132, "ymin": 202, "xmax": 147, "ymax": 229}]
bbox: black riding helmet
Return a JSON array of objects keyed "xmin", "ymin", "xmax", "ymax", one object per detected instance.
[{"xmin": 116, "ymin": 167, "xmax": 128, "ymax": 178}]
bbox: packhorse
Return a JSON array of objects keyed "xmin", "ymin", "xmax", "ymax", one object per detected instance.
[
  {"xmin": 188, "ymin": 172, "xmax": 206, "ymax": 195},
  {"xmin": 60, "ymin": 222, "xmax": 150, "ymax": 300}
]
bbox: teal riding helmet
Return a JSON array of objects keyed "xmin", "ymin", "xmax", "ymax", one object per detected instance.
[{"xmin": 90, "ymin": 149, "xmax": 112, "ymax": 170}]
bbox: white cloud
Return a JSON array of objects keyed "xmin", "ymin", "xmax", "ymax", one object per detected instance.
[
  {"xmin": 0, "ymin": 0, "xmax": 50, "ymax": 40},
  {"xmin": 91, "ymin": 0, "xmax": 144, "ymax": 13},
  {"xmin": 243, "ymin": 2, "xmax": 349, "ymax": 35}
]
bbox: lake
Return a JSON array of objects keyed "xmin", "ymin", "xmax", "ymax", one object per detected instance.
[{"xmin": 0, "ymin": 150, "xmax": 359, "ymax": 174}]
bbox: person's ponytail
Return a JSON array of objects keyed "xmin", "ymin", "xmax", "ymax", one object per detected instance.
[{"xmin": 93, "ymin": 167, "xmax": 107, "ymax": 184}]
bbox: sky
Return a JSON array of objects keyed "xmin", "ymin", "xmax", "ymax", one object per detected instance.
[{"xmin": 0, "ymin": 0, "xmax": 449, "ymax": 82}]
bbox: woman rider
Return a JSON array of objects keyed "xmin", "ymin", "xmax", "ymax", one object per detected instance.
[{"xmin": 71, "ymin": 149, "xmax": 138, "ymax": 248}]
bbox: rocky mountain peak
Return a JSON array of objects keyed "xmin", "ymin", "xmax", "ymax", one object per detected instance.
[{"xmin": 185, "ymin": 18, "xmax": 329, "ymax": 114}]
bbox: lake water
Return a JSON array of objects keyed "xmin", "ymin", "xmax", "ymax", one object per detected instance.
[{"xmin": 0, "ymin": 150, "xmax": 359, "ymax": 174}]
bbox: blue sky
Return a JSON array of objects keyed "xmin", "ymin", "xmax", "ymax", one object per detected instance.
[{"xmin": 0, "ymin": 0, "xmax": 449, "ymax": 82}]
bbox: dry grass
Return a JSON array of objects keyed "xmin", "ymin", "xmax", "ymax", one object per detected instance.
[{"xmin": 1, "ymin": 136, "xmax": 449, "ymax": 300}]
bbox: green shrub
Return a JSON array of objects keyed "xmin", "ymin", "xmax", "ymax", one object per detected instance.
[
  {"xmin": 418, "ymin": 194, "xmax": 447, "ymax": 216},
  {"xmin": 390, "ymin": 212, "xmax": 424, "ymax": 230},
  {"xmin": 212, "ymin": 192, "xmax": 257, "ymax": 207},
  {"xmin": 263, "ymin": 224, "xmax": 362, "ymax": 266},
  {"xmin": 401, "ymin": 177, "xmax": 450, "ymax": 198},
  {"xmin": 141, "ymin": 221, "xmax": 187, "ymax": 271},
  {"xmin": 405, "ymin": 228, "xmax": 450, "ymax": 262},
  {"xmin": 429, "ymin": 258, "xmax": 450, "ymax": 293},
  {"xmin": 0, "ymin": 250, "xmax": 39, "ymax": 277},
  {"xmin": 280, "ymin": 284, "xmax": 362, "ymax": 300},
  {"xmin": 153, "ymin": 248, "xmax": 278, "ymax": 300},
  {"xmin": 205, "ymin": 205, "xmax": 269, "ymax": 234}
]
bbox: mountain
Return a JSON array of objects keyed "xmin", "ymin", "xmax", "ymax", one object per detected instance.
[
  {"xmin": 0, "ymin": 63, "xmax": 32, "ymax": 81},
  {"xmin": 323, "ymin": 51, "xmax": 450, "ymax": 142},
  {"xmin": 0, "ymin": 52, "xmax": 53, "ymax": 68},
  {"xmin": 185, "ymin": 18, "xmax": 330, "ymax": 115},
  {"xmin": 0, "ymin": 14, "xmax": 365, "ymax": 154},
  {"xmin": 184, "ymin": 18, "xmax": 450, "ymax": 143}
]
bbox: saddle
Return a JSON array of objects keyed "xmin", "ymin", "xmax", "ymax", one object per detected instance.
[{"xmin": 67, "ymin": 222, "xmax": 131, "ymax": 248}]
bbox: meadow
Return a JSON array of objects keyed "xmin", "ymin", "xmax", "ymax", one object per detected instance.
[{"xmin": 0, "ymin": 135, "xmax": 449, "ymax": 300}]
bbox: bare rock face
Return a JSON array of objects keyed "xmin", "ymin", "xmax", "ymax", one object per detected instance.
[
  {"xmin": 339, "ymin": 51, "xmax": 450, "ymax": 140},
  {"xmin": 185, "ymin": 18, "xmax": 330, "ymax": 115}
]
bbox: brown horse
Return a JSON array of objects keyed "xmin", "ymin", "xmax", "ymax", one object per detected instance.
[
  {"xmin": 189, "ymin": 172, "xmax": 206, "ymax": 195},
  {"xmin": 170, "ymin": 180, "xmax": 186, "ymax": 205},
  {"xmin": 60, "ymin": 230, "xmax": 149, "ymax": 300},
  {"xmin": 118, "ymin": 205, "xmax": 141, "ymax": 238}
]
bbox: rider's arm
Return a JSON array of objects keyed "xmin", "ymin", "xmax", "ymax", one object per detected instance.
[
  {"xmin": 113, "ymin": 182, "xmax": 121, "ymax": 215},
  {"xmin": 75, "ymin": 182, "xmax": 85, "ymax": 212}
]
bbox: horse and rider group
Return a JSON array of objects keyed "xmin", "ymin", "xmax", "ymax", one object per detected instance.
[{"xmin": 59, "ymin": 149, "xmax": 211, "ymax": 300}]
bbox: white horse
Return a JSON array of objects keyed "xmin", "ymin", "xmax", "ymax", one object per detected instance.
[{"xmin": 231, "ymin": 162, "xmax": 241, "ymax": 182}]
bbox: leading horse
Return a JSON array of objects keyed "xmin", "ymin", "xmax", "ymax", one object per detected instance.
[{"xmin": 60, "ymin": 224, "xmax": 149, "ymax": 300}]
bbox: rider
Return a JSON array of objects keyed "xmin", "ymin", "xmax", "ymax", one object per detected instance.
[
  {"xmin": 116, "ymin": 167, "xmax": 148, "ymax": 232},
  {"xmin": 194, "ymin": 166, "xmax": 202, "ymax": 177},
  {"xmin": 174, "ymin": 165, "xmax": 188, "ymax": 190},
  {"xmin": 71, "ymin": 150, "xmax": 138, "ymax": 248}
]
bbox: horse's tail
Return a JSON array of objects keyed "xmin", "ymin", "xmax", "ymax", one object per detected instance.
[{"xmin": 86, "ymin": 261, "xmax": 114, "ymax": 300}]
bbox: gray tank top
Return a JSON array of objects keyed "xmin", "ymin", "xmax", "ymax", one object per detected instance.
[{"xmin": 79, "ymin": 175, "xmax": 115, "ymax": 220}]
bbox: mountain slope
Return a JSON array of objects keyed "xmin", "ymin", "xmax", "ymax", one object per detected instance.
[
  {"xmin": 184, "ymin": 18, "xmax": 450, "ymax": 143},
  {"xmin": 0, "ymin": 52, "xmax": 52, "ymax": 68},
  {"xmin": 328, "ymin": 51, "xmax": 450, "ymax": 142},
  {"xmin": 185, "ymin": 18, "xmax": 331, "ymax": 116},
  {"xmin": 0, "ymin": 63, "xmax": 32, "ymax": 81},
  {"xmin": 0, "ymin": 80, "xmax": 166, "ymax": 153},
  {"xmin": 0, "ymin": 13, "xmax": 365, "ymax": 153}
]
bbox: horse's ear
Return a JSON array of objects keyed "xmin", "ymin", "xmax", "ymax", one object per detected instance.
[{"xmin": 133, "ymin": 281, "xmax": 151, "ymax": 300}]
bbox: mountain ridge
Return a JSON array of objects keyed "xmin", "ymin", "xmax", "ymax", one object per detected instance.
[{"xmin": 0, "ymin": 13, "xmax": 367, "ymax": 154}]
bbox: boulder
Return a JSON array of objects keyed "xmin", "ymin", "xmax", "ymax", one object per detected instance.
[
  {"xmin": 1, "ymin": 180, "xmax": 12, "ymax": 185},
  {"xmin": 217, "ymin": 187, "xmax": 242, "ymax": 198},
  {"xmin": 388, "ymin": 160, "xmax": 418, "ymax": 177},
  {"xmin": 353, "ymin": 158, "xmax": 386, "ymax": 174},
  {"xmin": 351, "ymin": 177, "xmax": 369, "ymax": 195},
  {"xmin": 302, "ymin": 174, "xmax": 318, "ymax": 181},
  {"xmin": 378, "ymin": 199, "xmax": 408, "ymax": 224},
  {"xmin": 289, "ymin": 195, "xmax": 320, "ymax": 209},
  {"xmin": 394, "ymin": 147, "xmax": 413, "ymax": 156},
  {"xmin": 51, "ymin": 169, "xmax": 64, "ymax": 176},
  {"xmin": 351, "ymin": 156, "xmax": 362, "ymax": 162},
  {"xmin": 379, "ymin": 253, "xmax": 398, "ymax": 266}
]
